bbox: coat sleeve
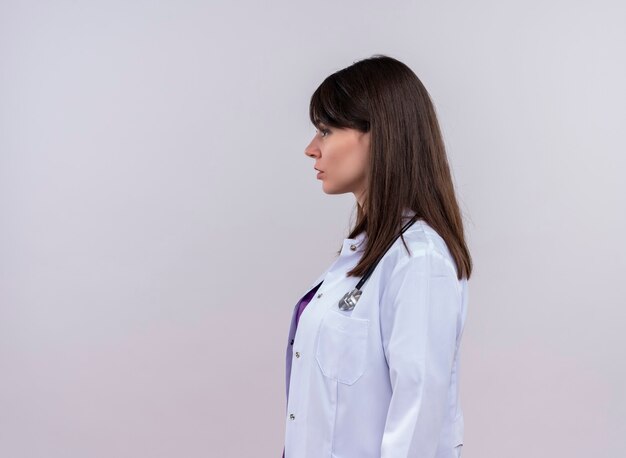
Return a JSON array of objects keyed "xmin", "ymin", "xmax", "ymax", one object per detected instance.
[{"xmin": 379, "ymin": 247, "xmax": 462, "ymax": 458}]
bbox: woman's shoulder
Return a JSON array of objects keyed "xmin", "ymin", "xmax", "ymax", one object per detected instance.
[{"xmin": 387, "ymin": 219, "xmax": 458, "ymax": 279}]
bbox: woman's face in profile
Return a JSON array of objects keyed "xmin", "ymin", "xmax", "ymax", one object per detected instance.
[{"xmin": 304, "ymin": 123, "xmax": 370, "ymax": 200}]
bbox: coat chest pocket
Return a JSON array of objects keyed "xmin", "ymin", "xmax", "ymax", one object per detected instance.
[{"xmin": 315, "ymin": 310, "xmax": 370, "ymax": 385}]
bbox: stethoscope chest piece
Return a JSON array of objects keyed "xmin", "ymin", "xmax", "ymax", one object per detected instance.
[
  {"xmin": 338, "ymin": 288, "xmax": 362, "ymax": 311},
  {"xmin": 336, "ymin": 215, "xmax": 420, "ymax": 312}
]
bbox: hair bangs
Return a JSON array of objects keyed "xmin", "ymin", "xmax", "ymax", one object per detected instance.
[{"xmin": 309, "ymin": 76, "xmax": 360, "ymax": 131}]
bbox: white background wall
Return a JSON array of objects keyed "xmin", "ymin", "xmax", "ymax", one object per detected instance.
[{"xmin": 1, "ymin": 1, "xmax": 625, "ymax": 457}]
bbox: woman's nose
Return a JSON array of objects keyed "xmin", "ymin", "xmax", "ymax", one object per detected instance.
[{"xmin": 304, "ymin": 145, "xmax": 319, "ymax": 158}]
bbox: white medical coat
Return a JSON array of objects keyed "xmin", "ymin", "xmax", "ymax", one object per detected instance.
[{"xmin": 284, "ymin": 214, "xmax": 468, "ymax": 458}]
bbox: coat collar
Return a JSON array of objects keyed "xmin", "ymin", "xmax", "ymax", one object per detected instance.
[{"xmin": 304, "ymin": 207, "xmax": 418, "ymax": 293}]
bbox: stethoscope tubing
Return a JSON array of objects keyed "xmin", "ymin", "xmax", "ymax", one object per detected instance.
[{"xmin": 337, "ymin": 215, "xmax": 419, "ymax": 311}]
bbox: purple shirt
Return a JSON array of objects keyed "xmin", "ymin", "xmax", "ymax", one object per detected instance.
[{"xmin": 295, "ymin": 282, "xmax": 322, "ymax": 328}]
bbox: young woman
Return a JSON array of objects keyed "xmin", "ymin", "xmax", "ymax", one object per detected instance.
[{"xmin": 282, "ymin": 54, "xmax": 472, "ymax": 458}]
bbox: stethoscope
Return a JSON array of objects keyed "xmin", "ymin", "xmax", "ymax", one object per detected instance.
[{"xmin": 337, "ymin": 215, "xmax": 420, "ymax": 311}]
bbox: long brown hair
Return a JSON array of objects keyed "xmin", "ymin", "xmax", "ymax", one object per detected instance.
[{"xmin": 309, "ymin": 54, "xmax": 472, "ymax": 280}]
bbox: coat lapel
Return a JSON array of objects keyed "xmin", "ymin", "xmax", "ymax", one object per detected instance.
[{"xmin": 285, "ymin": 264, "xmax": 332, "ymax": 401}]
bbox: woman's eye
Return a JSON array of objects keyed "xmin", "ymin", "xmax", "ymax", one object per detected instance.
[{"xmin": 319, "ymin": 128, "xmax": 330, "ymax": 137}]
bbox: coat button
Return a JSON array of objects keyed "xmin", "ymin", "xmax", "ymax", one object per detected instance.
[
  {"xmin": 289, "ymin": 413, "xmax": 295, "ymax": 420},
  {"xmin": 295, "ymin": 352, "xmax": 300, "ymax": 358},
  {"xmin": 290, "ymin": 338, "xmax": 294, "ymax": 345},
  {"xmin": 350, "ymin": 244, "xmax": 357, "ymax": 251}
]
